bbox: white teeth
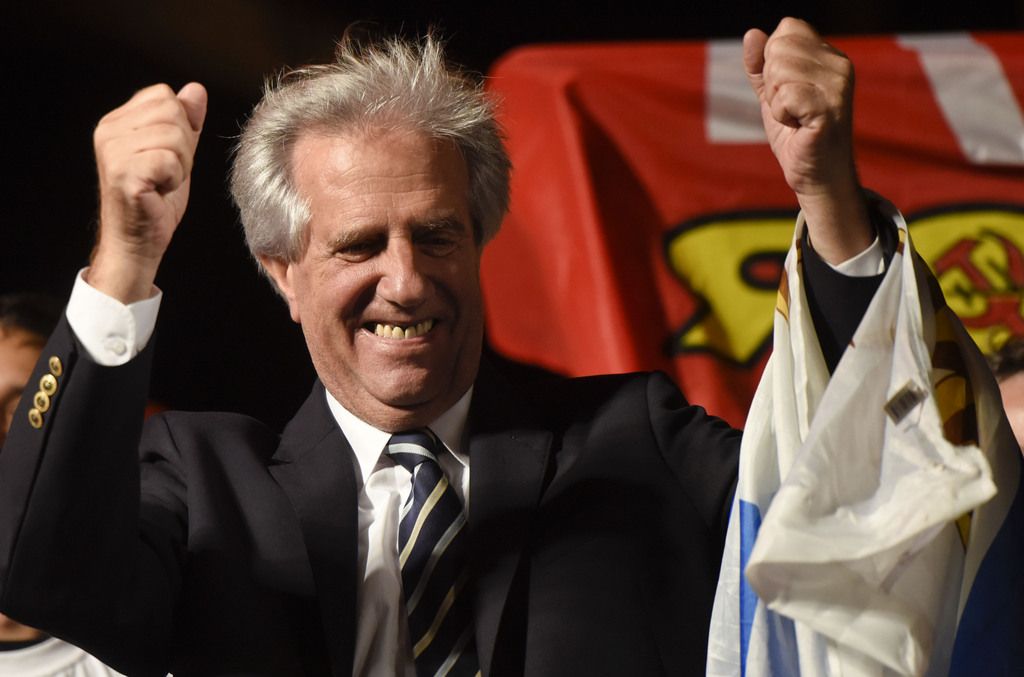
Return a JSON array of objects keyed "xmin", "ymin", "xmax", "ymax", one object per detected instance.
[{"xmin": 372, "ymin": 319, "xmax": 434, "ymax": 340}]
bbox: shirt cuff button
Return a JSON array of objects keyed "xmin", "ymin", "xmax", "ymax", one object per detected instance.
[{"xmin": 105, "ymin": 337, "xmax": 128, "ymax": 356}]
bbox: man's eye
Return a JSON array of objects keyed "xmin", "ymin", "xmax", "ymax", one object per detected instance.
[
  {"xmin": 417, "ymin": 234, "xmax": 460, "ymax": 256},
  {"xmin": 336, "ymin": 240, "xmax": 382, "ymax": 261}
]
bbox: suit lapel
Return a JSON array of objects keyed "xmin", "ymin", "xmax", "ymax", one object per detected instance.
[
  {"xmin": 265, "ymin": 366, "xmax": 553, "ymax": 676},
  {"xmin": 467, "ymin": 361, "xmax": 552, "ymax": 675},
  {"xmin": 269, "ymin": 383, "xmax": 358, "ymax": 677}
]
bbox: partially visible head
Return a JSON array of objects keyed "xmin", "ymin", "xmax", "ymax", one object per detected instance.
[
  {"xmin": 0, "ymin": 294, "xmax": 59, "ymax": 640},
  {"xmin": 989, "ymin": 336, "xmax": 1024, "ymax": 453},
  {"xmin": 0, "ymin": 293, "xmax": 61, "ymax": 447},
  {"xmin": 230, "ymin": 32, "xmax": 511, "ymax": 277}
]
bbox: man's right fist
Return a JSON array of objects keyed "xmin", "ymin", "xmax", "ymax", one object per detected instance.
[{"xmin": 90, "ymin": 82, "xmax": 207, "ymax": 303}]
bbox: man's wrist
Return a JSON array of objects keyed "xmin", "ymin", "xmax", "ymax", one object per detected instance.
[
  {"xmin": 796, "ymin": 180, "xmax": 874, "ymax": 266},
  {"xmin": 87, "ymin": 244, "xmax": 162, "ymax": 305}
]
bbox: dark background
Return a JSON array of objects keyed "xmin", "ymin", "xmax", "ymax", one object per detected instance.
[{"xmin": 5, "ymin": 1, "xmax": 1023, "ymax": 429}]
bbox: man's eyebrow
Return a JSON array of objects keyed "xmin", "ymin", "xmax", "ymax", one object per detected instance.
[
  {"xmin": 414, "ymin": 217, "xmax": 471, "ymax": 234},
  {"xmin": 323, "ymin": 216, "xmax": 470, "ymax": 250},
  {"xmin": 325, "ymin": 226, "xmax": 386, "ymax": 251}
]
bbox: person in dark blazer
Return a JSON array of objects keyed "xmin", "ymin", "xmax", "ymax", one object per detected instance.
[{"xmin": 0, "ymin": 18, "xmax": 885, "ymax": 676}]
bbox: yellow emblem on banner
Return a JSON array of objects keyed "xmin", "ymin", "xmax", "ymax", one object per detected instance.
[
  {"xmin": 911, "ymin": 207, "xmax": 1024, "ymax": 354},
  {"xmin": 665, "ymin": 212, "xmax": 794, "ymax": 364},
  {"xmin": 665, "ymin": 205, "xmax": 1024, "ymax": 364}
]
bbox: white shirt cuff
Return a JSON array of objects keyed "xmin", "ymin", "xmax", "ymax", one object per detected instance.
[
  {"xmin": 66, "ymin": 269, "xmax": 162, "ymax": 366},
  {"xmin": 831, "ymin": 235, "xmax": 886, "ymax": 276}
]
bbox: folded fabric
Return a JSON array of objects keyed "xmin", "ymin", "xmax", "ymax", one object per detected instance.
[{"xmin": 707, "ymin": 201, "xmax": 1024, "ymax": 676}]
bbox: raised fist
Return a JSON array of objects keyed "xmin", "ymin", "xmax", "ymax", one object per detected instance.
[
  {"xmin": 745, "ymin": 18, "xmax": 872, "ymax": 263},
  {"xmin": 90, "ymin": 82, "xmax": 207, "ymax": 302}
]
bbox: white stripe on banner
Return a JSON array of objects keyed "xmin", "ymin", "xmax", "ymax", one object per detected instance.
[
  {"xmin": 900, "ymin": 33, "xmax": 1024, "ymax": 165},
  {"xmin": 706, "ymin": 40, "xmax": 766, "ymax": 143}
]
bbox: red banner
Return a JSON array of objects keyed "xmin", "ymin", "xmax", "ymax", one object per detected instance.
[{"xmin": 482, "ymin": 33, "xmax": 1024, "ymax": 426}]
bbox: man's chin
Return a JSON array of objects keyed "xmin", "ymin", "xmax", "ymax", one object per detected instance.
[
  {"xmin": 331, "ymin": 378, "xmax": 454, "ymax": 430},
  {"xmin": 357, "ymin": 398, "xmax": 449, "ymax": 432},
  {"xmin": 326, "ymin": 349, "xmax": 479, "ymax": 428},
  {"xmin": 368, "ymin": 362, "xmax": 457, "ymax": 403},
  {"xmin": 375, "ymin": 384, "xmax": 450, "ymax": 416}
]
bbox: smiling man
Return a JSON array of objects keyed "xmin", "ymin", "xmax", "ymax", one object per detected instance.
[
  {"xmin": 263, "ymin": 129, "xmax": 486, "ymax": 431},
  {"xmin": 0, "ymin": 21, "xmax": 909, "ymax": 677}
]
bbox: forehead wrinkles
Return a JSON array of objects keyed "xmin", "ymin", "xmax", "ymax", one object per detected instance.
[
  {"xmin": 292, "ymin": 126, "xmax": 464, "ymax": 182},
  {"xmin": 310, "ymin": 181, "xmax": 460, "ymax": 244},
  {"xmin": 293, "ymin": 131, "xmax": 469, "ymax": 238},
  {"xmin": 293, "ymin": 127, "xmax": 429, "ymax": 171},
  {"xmin": 319, "ymin": 172, "xmax": 447, "ymax": 207}
]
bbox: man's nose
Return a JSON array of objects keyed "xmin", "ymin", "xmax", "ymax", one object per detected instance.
[{"xmin": 377, "ymin": 240, "xmax": 431, "ymax": 307}]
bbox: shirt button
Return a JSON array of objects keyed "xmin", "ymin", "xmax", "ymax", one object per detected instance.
[{"xmin": 105, "ymin": 338, "xmax": 128, "ymax": 356}]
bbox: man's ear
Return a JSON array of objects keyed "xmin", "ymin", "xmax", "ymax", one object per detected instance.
[{"xmin": 259, "ymin": 256, "xmax": 302, "ymax": 324}]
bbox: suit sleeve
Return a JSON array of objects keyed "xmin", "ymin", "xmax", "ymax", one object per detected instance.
[
  {"xmin": 646, "ymin": 372, "xmax": 741, "ymax": 550},
  {"xmin": 0, "ymin": 317, "xmax": 182, "ymax": 677}
]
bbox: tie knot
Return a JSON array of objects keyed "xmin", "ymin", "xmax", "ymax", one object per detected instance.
[{"xmin": 386, "ymin": 429, "xmax": 441, "ymax": 473}]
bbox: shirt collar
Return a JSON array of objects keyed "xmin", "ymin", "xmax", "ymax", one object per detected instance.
[{"xmin": 324, "ymin": 387, "xmax": 473, "ymax": 487}]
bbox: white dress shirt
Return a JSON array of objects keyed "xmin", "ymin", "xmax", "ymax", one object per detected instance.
[{"xmin": 327, "ymin": 388, "xmax": 471, "ymax": 676}]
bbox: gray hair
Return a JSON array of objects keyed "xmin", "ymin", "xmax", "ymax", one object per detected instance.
[{"xmin": 230, "ymin": 33, "xmax": 511, "ymax": 274}]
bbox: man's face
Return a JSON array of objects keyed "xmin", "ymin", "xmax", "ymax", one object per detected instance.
[
  {"xmin": 262, "ymin": 129, "xmax": 484, "ymax": 432},
  {"xmin": 0, "ymin": 327, "xmax": 42, "ymax": 448},
  {"xmin": 999, "ymin": 372, "xmax": 1024, "ymax": 454}
]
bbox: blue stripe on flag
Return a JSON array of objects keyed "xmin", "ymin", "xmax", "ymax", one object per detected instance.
[
  {"xmin": 739, "ymin": 500, "xmax": 762, "ymax": 677},
  {"xmin": 949, "ymin": 460, "xmax": 1024, "ymax": 675}
]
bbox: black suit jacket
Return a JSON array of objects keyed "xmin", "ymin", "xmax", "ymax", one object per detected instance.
[{"xmin": 0, "ymin": 320, "xmax": 740, "ymax": 676}]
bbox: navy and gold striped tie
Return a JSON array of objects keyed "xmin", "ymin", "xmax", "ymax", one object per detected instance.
[{"xmin": 387, "ymin": 430, "xmax": 479, "ymax": 677}]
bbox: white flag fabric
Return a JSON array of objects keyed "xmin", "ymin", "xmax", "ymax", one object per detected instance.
[{"xmin": 707, "ymin": 201, "xmax": 1024, "ymax": 676}]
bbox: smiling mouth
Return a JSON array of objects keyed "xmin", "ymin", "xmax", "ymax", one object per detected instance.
[{"xmin": 369, "ymin": 319, "xmax": 436, "ymax": 340}]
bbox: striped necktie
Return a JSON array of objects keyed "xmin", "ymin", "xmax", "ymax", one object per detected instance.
[{"xmin": 387, "ymin": 430, "xmax": 479, "ymax": 677}]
